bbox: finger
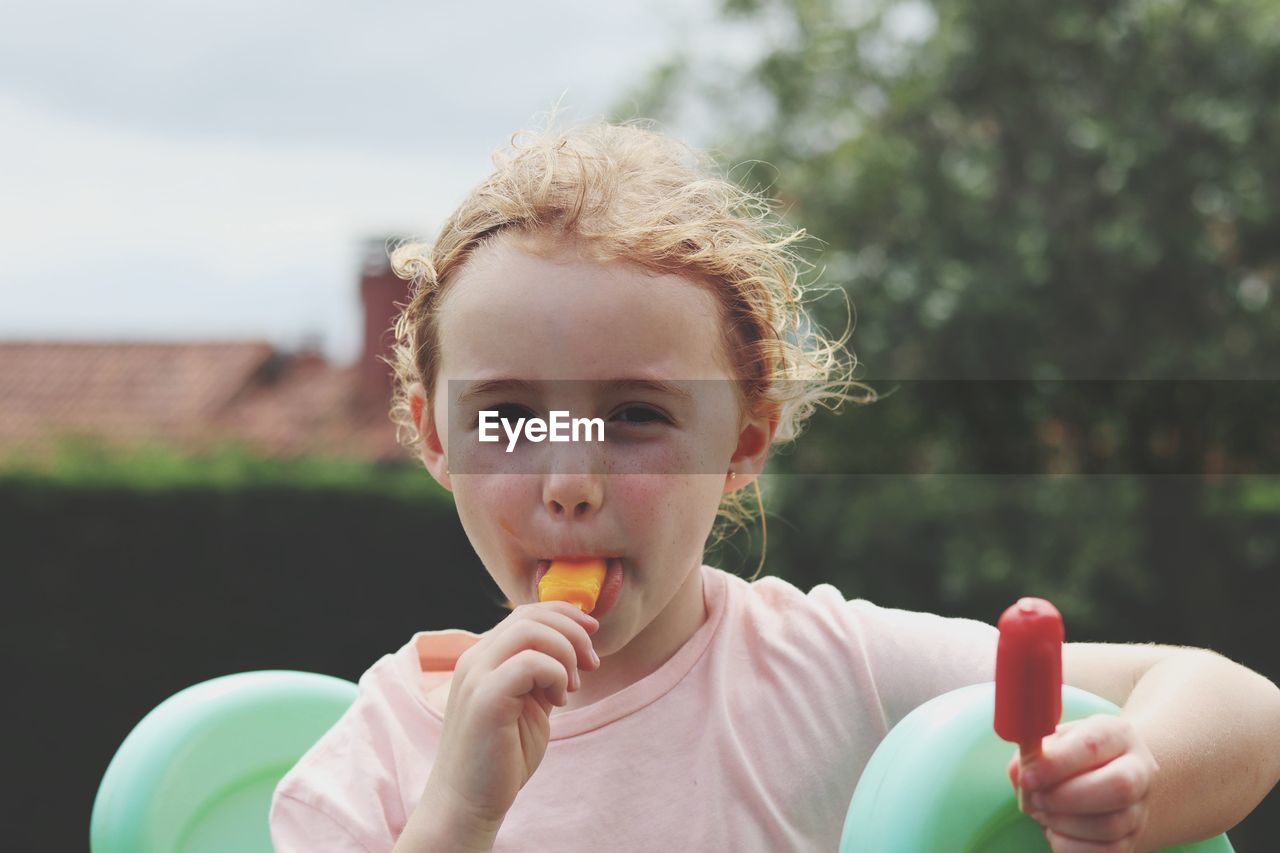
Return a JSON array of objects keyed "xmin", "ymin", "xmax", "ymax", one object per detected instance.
[
  {"xmin": 1011, "ymin": 720, "xmax": 1082, "ymax": 777},
  {"xmin": 1043, "ymin": 826, "xmax": 1138, "ymax": 853},
  {"xmin": 515, "ymin": 607, "xmax": 600, "ymax": 674},
  {"xmin": 1010, "ymin": 720, "xmax": 1082, "ymax": 790},
  {"xmin": 478, "ymin": 619, "xmax": 583, "ymax": 692},
  {"xmin": 485, "ymin": 600, "xmax": 598, "ymax": 643},
  {"xmin": 528, "ymin": 600, "xmax": 601, "ymax": 635},
  {"xmin": 1029, "ymin": 753, "xmax": 1152, "ymax": 814},
  {"xmin": 481, "ymin": 596, "xmax": 596, "ymax": 655},
  {"xmin": 1052, "ymin": 719, "xmax": 1085, "ymax": 735},
  {"xmin": 1032, "ymin": 803, "xmax": 1144, "ymax": 843},
  {"xmin": 527, "ymin": 686, "xmax": 553, "ymax": 718},
  {"xmin": 523, "ymin": 607, "xmax": 601, "ymax": 671},
  {"xmin": 1022, "ymin": 716, "xmax": 1132, "ymax": 792},
  {"xmin": 485, "ymin": 648, "xmax": 571, "ymax": 712},
  {"xmin": 503, "ymin": 602, "xmax": 600, "ymax": 669}
]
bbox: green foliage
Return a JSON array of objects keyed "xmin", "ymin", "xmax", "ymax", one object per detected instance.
[
  {"xmin": 623, "ymin": 3, "xmax": 1279, "ymax": 840},
  {"xmin": 0, "ymin": 438, "xmax": 451, "ymax": 503},
  {"xmin": 625, "ymin": 0, "xmax": 1280, "ymax": 382}
]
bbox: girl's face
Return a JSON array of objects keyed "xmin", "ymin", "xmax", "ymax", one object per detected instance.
[{"xmin": 409, "ymin": 234, "xmax": 774, "ymax": 663}]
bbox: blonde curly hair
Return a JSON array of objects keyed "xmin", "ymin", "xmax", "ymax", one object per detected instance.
[{"xmin": 386, "ymin": 117, "xmax": 872, "ymax": 579}]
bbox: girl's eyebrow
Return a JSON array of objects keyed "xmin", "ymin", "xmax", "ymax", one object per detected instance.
[
  {"xmin": 457, "ymin": 378, "xmax": 533, "ymax": 404},
  {"xmin": 457, "ymin": 378, "xmax": 693, "ymax": 404}
]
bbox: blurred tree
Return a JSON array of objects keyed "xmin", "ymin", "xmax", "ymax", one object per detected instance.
[
  {"xmin": 627, "ymin": 0, "xmax": 1279, "ymax": 379},
  {"xmin": 618, "ymin": 0, "xmax": 1279, "ymax": 478},
  {"xmin": 617, "ymin": 0, "xmax": 1279, "ymax": 609},
  {"xmin": 622, "ymin": 1, "xmax": 1280, "ymax": 841}
]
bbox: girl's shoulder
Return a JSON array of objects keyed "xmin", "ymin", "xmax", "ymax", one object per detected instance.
[
  {"xmin": 718, "ymin": 565, "xmax": 997, "ymax": 652},
  {"xmin": 724, "ymin": 564, "xmax": 992, "ymax": 617}
]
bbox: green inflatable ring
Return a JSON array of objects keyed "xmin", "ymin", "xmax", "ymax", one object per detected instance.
[
  {"xmin": 91, "ymin": 670, "xmax": 358, "ymax": 853},
  {"xmin": 840, "ymin": 682, "xmax": 1233, "ymax": 852}
]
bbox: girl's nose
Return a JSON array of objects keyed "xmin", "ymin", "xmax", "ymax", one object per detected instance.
[
  {"xmin": 543, "ymin": 474, "xmax": 603, "ymax": 519},
  {"xmin": 551, "ymin": 499, "xmax": 591, "ymax": 517}
]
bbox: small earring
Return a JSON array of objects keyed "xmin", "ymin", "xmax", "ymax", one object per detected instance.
[{"xmin": 729, "ymin": 470, "xmax": 737, "ymax": 480}]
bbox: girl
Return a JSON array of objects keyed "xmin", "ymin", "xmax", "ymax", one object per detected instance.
[{"xmin": 270, "ymin": 120, "xmax": 1280, "ymax": 852}]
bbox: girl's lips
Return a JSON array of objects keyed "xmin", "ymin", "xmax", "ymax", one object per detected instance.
[
  {"xmin": 534, "ymin": 559, "xmax": 553, "ymax": 588},
  {"xmin": 590, "ymin": 558, "xmax": 625, "ymax": 619}
]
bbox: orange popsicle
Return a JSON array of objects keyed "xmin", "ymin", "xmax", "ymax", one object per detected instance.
[{"xmin": 538, "ymin": 558, "xmax": 608, "ymax": 612}]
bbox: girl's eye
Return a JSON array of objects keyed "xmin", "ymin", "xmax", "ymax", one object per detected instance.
[
  {"xmin": 471, "ymin": 404, "xmax": 668, "ymax": 431},
  {"xmin": 472, "ymin": 403, "xmax": 534, "ymax": 429},
  {"xmin": 612, "ymin": 405, "xmax": 668, "ymax": 425},
  {"xmin": 495, "ymin": 403, "xmax": 534, "ymax": 422}
]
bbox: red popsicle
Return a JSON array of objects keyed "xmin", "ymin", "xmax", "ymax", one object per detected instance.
[{"xmin": 994, "ymin": 597, "xmax": 1064, "ymax": 811}]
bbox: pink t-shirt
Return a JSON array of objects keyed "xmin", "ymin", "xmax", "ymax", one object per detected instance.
[{"xmin": 270, "ymin": 564, "xmax": 998, "ymax": 851}]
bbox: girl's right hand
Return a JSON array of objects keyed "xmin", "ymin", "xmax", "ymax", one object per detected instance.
[{"xmin": 416, "ymin": 600, "xmax": 601, "ymax": 837}]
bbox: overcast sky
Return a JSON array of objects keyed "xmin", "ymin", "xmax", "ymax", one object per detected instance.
[{"xmin": 1, "ymin": 0, "xmax": 766, "ymax": 363}]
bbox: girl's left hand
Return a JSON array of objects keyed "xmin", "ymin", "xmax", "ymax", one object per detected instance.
[{"xmin": 1007, "ymin": 715, "xmax": 1160, "ymax": 852}]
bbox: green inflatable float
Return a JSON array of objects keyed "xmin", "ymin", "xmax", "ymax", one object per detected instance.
[
  {"xmin": 840, "ymin": 681, "xmax": 1233, "ymax": 851},
  {"xmin": 842, "ymin": 594, "xmax": 1235, "ymax": 853},
  {"xmin": 90, "ymin": 670, "xmax": 358, "ymax": 853}
]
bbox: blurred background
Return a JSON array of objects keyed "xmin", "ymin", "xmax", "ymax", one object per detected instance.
[{"xmin": 2, "ymin": 0, "xmax": 1277, "ymax": 848}]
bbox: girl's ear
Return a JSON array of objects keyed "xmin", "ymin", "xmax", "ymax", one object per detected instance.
[
  {"xmin": 726, "ymin": 405, "xmax": 779, "ymax": 492},
  {"xmin": 409, "ymin": 382, "xmax": 452, "ymax": 491}
]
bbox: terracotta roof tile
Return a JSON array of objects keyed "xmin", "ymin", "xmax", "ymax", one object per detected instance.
[{"xmin": 0, "ymin": 341, "xmax": 406, "ymax": 463}]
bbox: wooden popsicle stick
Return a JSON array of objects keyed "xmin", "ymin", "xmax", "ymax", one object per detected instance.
[{"xmin": 1018, "ymin": 742, "xmax": 1042, "ymax": 813}]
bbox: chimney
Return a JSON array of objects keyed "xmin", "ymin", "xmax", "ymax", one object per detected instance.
[{"xmin": 357, "ymin": 237, "xmax": 409, "ymax": 409}]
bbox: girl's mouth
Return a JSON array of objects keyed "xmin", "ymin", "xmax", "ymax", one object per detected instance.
[{"xmin": 534, "ymin": 557, "xmax": 625, "ymax": 618}]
